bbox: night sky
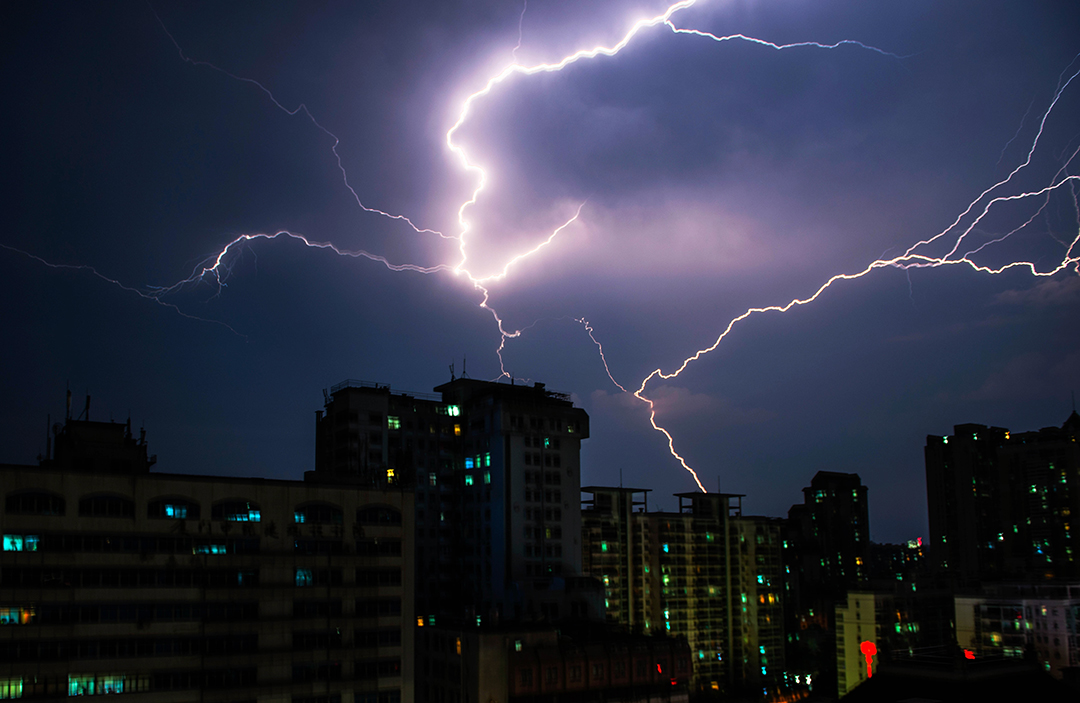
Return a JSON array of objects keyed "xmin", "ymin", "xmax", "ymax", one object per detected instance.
[{"xmin": 2, "ymin": 0, "xmax": 1079, "ymax": 544}]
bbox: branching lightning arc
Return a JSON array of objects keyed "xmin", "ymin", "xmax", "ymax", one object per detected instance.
[{"xmin": 4, "ymin": 1, "xmax": 1079, "ymax": 493}]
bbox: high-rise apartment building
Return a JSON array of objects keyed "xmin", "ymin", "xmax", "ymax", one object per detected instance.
[
  {"xmin": 924, "ymin": 412, "xmax": 1080, "ymax": 585},
  {"xmin": 315, "ymin": 378, "xmax": 592, "ymax": 624},
  {"xmin": 783, "ymin": 471, "xmax": 871, "ymax": 700},
  {"xmin": 581, "ymin": 488, "xmax": 785, "ymax": 697},
  {"xmin": 1, "ymin": 411, "xmax": 414, "ymax": 703}
]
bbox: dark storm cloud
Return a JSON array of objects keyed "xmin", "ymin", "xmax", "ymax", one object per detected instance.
[{"xmin": 2, "ymin": 0, "xmax": 1079, "ymax": 542}]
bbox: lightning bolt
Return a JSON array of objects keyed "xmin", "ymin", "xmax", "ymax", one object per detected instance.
[
  {"xmin": 631, "ymin": 63, "xmax": 1080, "ymax": 493},
  {"xmin": 6, "ymin": 2, "xmax": 1078, "ymax": 495}
]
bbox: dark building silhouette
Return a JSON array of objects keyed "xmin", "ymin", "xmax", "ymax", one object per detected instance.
[
  {"xmin": 838, "ymin": 651, "xmax": 1078, "ymax": 702},
  {"xmin": 314, "ymin": 378, "xmax": 594, "ymax": 627},
  {"xmin": 924, "ymin": 412, "xmax": 1080, "ymax": 585},
  {"xmin": 2, "ymin": 408, "xmax": 414, "ymax": 702},
  {"xmin": 783, "ymin": 471, "xmax": 871, "ymax": 699}
]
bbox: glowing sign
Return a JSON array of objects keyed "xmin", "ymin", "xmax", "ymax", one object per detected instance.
[{"xmin": 860, "ymin": 641, "xmax": 877, "ymax": 678}]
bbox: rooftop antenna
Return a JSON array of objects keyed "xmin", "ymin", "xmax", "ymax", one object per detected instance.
[
  {"xmin": 462, "ymin": 355, "xmax": 469, "ymax": 379},
  {"xmin": 449, "ymin": 362, "xmax": 455, "ymax": 381}
]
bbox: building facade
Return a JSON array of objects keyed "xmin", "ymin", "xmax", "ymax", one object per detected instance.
[
  {"xmin": 580, "ymin": 488, "xmax": 785, "ymax": 697},
  {"xmin": 954, "ymin": 583, "xmax": 1080, "ymax": 679},
  {"xmin": 1, "ymin": 416, "xmax": 414, "ymax": 703},
  {"xmin": 314, "ymin": 378, "xmax": 592, "ymax": 626},
  {"xmin": 416, "ymin": 624, "xmax": 691, "ymax": 703},
  {"xmin": 925, "ymin": 412, "xmax": 1080, "ymax": 585}
]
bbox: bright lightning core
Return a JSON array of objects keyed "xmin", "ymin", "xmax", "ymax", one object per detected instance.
[{"xmin": 4, "ymin": 2, "xmax": 1079, "ymax": 495}]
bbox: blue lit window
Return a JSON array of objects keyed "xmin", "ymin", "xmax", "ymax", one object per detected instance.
[
  {"xmin": 296, "ymin": 568, "xmax": 313, "ymax": 587},
  {"xmin": 194, "ymin": 544, "xmax": 227, "ymax": 555},
  {"xmin": 3, "ymin": 535, "xmax": 38, "ymax": 552},
  {"xmin": 662, "ymin": 543, "xmax": 669, "ymax": 553},
  {"xmin": 212, "ymin": 500, "xmax": 261, "ymax": 522},
  {"xmin": 465, "ymin": 458, "xmax": 474, "ymax": 469}
]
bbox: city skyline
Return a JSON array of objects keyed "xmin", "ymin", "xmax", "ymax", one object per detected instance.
[{"xmin": 2, "ymin": 1, "xmax": 1079, "ymax": 544}]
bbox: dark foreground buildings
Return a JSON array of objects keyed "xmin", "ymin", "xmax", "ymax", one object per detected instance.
[
  {"xmin": 924, "ymin": 411, "xmax": 1080, "ymax": 585},
  {"xmin": 1, "ymin": 409, "xmax": 413, "ymax": 702}
]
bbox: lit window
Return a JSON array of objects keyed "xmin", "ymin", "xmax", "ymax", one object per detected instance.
[
  {"xmin": 387, "ymin": 416, "xmax": 401, "ymax": 430},
  {"xmin": 3, "ymin": 535, "xmax": 38, "ymax": 552},
  {"xmin": 454, "ymin": 424, "xmax": 461, "ymax": 436},
  {"xmin": 0, "ymin": 678, "xmax": 22, "ymax": 699},
  {"xmin": 663, "ymin": 543, "xmax": 669, "ymax": 553},
  {"xmin": 68, "ymin": 674, "xmax": 129, "ymax": 696},
  {"xmin": 0, "ymin": 607, "xmax": 34, "ymax": 625},
  {"xmin": 484, "ymin": 472, "xmax": 491, "ymax": 484},
  {"xmin": 465, "ymin": 475, "xmax": 474, "ymax": 486},
  {"xmin": 515, "ymin": 640, "xmax": 522, "ymax": 652},
  {"xmin": 296, "ymin": 568, "xmax": 314, "ymax": 587},
  {"xmin": 543, "ymin": 437, "xmax": 550, "ymax": 448},
  {"xmin": 164, "ymin": 504, "xmax": 187, "ymax": 519},
  {"xmin": 429, "ymin": 474, "xmax": 437, "ymax": 487},
  {"xmin": 194, "ymin": 544, "xmax": 227, "ymax": 555},
  {"xmin": 465, "ymin": 458, "xmax": 474, "ymax": 469},
  {"xmin": 213, "ymin": 501, "xmax": 261, "ymax": 522},
  {"xmin": 447, "ymin": 405, "xmax": 461, "ymax": 417},
  {"xmin": 601, "ymin": 541, "xmax": 608, "ymax": 552},
  {"xmin": 386, "ymin": 468, "xmax": 396, "ymax": 482},
  {"xmin": 484, "ymin": 453, "xmax": 491, "ymax": 467}
]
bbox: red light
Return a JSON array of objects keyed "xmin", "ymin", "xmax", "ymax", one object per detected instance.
[
  {"xmin": 656, "ymin": 663, "xmax": 662, "ymax": 673},
  {"xmin": 860, "ymin": 641, "xmax": 877, "ymax": 678},
  {"xmin": 964, "ymin": 649, "xmax": 975, "ymax": 660}
]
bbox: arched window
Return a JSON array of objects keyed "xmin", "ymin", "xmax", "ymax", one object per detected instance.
[
  {"xmin": 356, "ymin": 505, "xmax": 402, "ymax": 525},
  {"xmin": 294, "ymin": 502, "xmax": 343, "ymax": 525},
  {"xmin": 148, "ymin": 498, "xmax": 201, "ymax": 520},
  {"xmin": 212, "ymin": 500, "xmax": 261, "ymax": 523},
  {"xmin": 79, "ymin": 494, "xmax": 135, "ymax": 518},
  {"xmin": 5, "ymin": 491, "xmax": 65, "ymax": 516}
]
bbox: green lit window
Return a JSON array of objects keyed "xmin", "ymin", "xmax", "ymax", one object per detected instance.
[
  {"xmin": 601, "ymin": 541, "xmax": 608, "ymax": 552},
  {"xmin": 543, "ymin": 437, "xmax": 550, "ymax": 449},
  {"xmin": 465, "ymin": 475, "xmax": 474, "ymax": 486},
  {"xmin": 484, "ymin": 453, "xmax": 491, "ymax": 467},
  {"xmin": 387, "ymin": 416, "xmax": 401, "ymax": 430},
  {"xmin": 447, "ymin": 405, "xmax": 461, "ymax": 417},
  {"xmin": 0, "ymin": 678, "xmax": 21, "ymax": 699},
  {"xmin": 483, "ymin": 472, "xmax": 491, "ymax": 484},
  {"xmin": 68, "ymin": 674, "xmax": 128, "ymax": 696}
]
